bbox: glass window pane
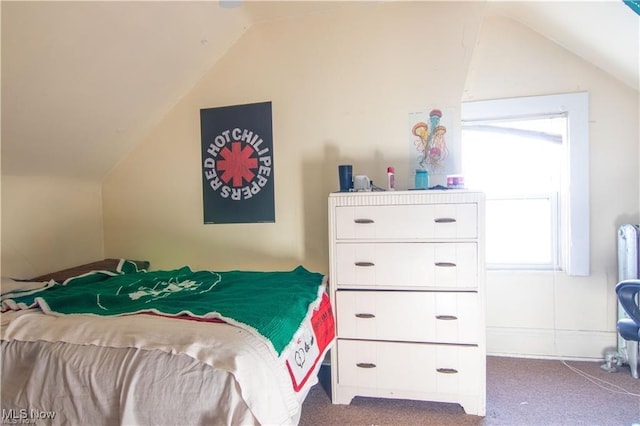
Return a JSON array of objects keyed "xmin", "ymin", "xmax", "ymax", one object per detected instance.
[
  {"xmin": 486, "ymin": 198, "xmax": 554, "ymax": 266},
  {"xmin": 462, "ymin": 128, "xmax": 562, "ymax": 197}
]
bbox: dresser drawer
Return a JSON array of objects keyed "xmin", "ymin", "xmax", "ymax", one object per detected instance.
[
  {"xmin": 337, "ymin": 339, "xmax": 482, "ymax": 396},
  {"xmin": 336, "ymin": 290, "xmax": 480, "ymax": 344},
  {"xmin": 335, "ymin": 203, "xmax": 477, "ymax": 240},
  {"xmin": 335, "ymin": 242, "xmax": 478, "ymax": 289}
]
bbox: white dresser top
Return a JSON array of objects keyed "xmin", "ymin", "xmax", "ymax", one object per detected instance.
[{"xmin": 329, "ymin": 189, "xmax": 485, "ymax": 206}]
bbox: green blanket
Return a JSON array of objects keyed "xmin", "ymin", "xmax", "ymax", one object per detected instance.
[{"xmin": 2, "ymin": 265, "xmax": 325, "ymax": 356}]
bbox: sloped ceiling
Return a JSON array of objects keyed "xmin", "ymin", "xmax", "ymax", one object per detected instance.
[
  {"xmin": 0, "ymin": 0, "xmax": 345, "ymax": 181},
  {"xmin": 2, "ymin": 1, "xmax": 638, "ymax": 182},
  {"xmin": 490, "ymin": 0, "xmax": 639, "ymax": 93}
]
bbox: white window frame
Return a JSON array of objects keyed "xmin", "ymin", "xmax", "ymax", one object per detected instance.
[{"xmin": 461, "ymin": 92, "xmax": 590, "ymax": 276}]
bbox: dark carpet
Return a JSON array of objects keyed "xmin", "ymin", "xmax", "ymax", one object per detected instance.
[{"xmin": 300, "ymin": 356, "xmax": 640, "ymax": 426}]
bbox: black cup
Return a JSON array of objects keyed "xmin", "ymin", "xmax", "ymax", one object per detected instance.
[{"xmin": 338, "ymin": 165, "xmax": 353, "ymax": 192}]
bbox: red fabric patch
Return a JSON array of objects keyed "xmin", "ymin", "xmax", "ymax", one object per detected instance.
[
  {"xmin": 311, "ymin": 293, "xmax": 335, "ymax": 354},
  {"xmin": 286, "ymin": 293, "xmax": 335, "ymax": 392}
]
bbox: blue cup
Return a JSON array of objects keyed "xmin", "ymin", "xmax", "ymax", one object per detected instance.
[
  {"xmin": 338, "ymin": 165, "xmax": 353, "ymax": 192},
  {"xmin": 415, "ymin": 169, "xmax": 429, "ymax": 189}
]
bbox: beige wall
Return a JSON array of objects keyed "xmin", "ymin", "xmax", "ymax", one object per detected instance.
[
  {"xmin": 464, "ymin": 16, "xmax": 639, "ymax": 358},
  {"xmin": 103, "ymin": 1, "xmax": 485, "ymax": 272},
  {"xmin": 1, "ymin": 175, "xmax": 104, "ymax": 278}
]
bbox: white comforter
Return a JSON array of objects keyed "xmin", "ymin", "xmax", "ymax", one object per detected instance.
[{"xmin": 1, "ymin": 309, "xmax": 318, "ymax": 425}]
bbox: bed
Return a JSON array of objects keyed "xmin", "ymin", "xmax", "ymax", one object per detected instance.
[{"xmin": 1, "ymin": 259, "xmax": 335, "ymax": 425}]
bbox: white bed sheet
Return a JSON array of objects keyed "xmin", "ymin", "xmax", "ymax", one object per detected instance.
[
  {"xmin": 1, "ymin": 309, "xmax": 319, "ymax": 425},
  {"xmin": 2, "ymin": 339, "xmax": 257, "ymax": 425}
]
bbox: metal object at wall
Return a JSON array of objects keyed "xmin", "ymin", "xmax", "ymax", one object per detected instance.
[{"xmin": 617, "ymin": 224, "xmax": 640, "ymax": 363}]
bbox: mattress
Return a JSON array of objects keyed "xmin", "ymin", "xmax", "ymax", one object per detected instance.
[{"xmin": 1, "ymin": 263, "xmax": 335, "ymax": 425}]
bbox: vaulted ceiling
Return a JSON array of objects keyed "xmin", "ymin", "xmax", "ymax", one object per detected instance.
[{"xmin": 2, "ymin": 1, "xmax": 638, "ymax": 182}]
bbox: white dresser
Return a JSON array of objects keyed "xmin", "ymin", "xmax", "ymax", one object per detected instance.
[{"xmin": 328, "ymin": 190, "xmax": 486, "ymax": 416}]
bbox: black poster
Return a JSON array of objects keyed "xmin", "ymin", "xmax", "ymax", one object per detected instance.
[{"xmin": 200, "ymin": 101, "xmax": 275, "ymax": 224}]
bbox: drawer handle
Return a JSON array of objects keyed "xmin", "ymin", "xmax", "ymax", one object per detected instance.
[
  {"xmin": 354, "ymin": 218, "xmax": 375, "ymax": 224},
  {"xmin": 436, "ymin": 315, "xmax": 458, "ymax": 321},
  {"xmin": 435, "ymin": 262, "xmax": 457, "ymax": 267},
  {"xmin": 436, "ymin": 368, "xmax": 459, "ymax": 374},
  {"xmin": 435, "ymin": 218, "xmax": 456, "ymax": 223},
  {"xmin": 355, "ymin": 313, "xmax": 375, "ymax": 319},
  {"xmin": 357, "ymin": 363, "xmax": 377, "ymax": 369},
  {"xmin": 355, "ymin": 261, "xmax": 375, "ymax": 267}
]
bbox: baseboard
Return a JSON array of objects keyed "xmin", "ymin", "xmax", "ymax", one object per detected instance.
[{"xmin": 487, "ymin": 327, "xmax": 618, "ymax": 360}]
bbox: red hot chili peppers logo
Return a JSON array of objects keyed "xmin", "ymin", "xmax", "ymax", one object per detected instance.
[{"xmin": 203, "ymin": 128, "xmax": 272, "ymax": 200}]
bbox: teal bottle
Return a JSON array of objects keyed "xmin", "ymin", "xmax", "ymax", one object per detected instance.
[{"xmin": 415, "ymin": 169, "xmax": 429, "ymax": 189}]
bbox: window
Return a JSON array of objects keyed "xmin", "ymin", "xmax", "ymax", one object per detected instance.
[
  {"xmin": 461, "ymin": 93, "xmax": 589, "ymax": 276},
  {"xmin": 462, "ymin": 115, "xmax": 565, "ymax": 269}
]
